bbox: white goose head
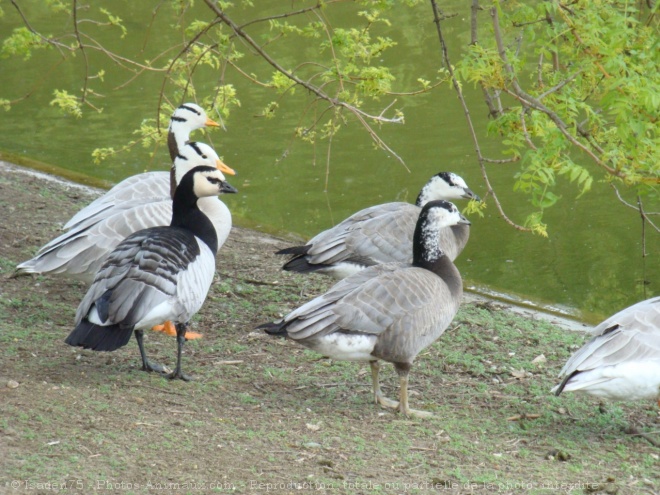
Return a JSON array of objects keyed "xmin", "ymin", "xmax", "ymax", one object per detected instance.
[
  {"xmin": 414, "ymin": 200, "xmax": 470, "ymax": 265},
  {"xmin": 168, "ymin": 103, "xmax": 220, "ymax": 160},
  {"xmin": 190, "ymin": 167, "xmax": 239, "ymax": 198},
  {"xmin": 174, "ymin": 165, "xmax": 238, "ymax": 205},
  {"xmin": 416, "ymin": 172, "xmax": 480, "ymax": 207},
  {"xmin": 174, "ymin": 142, "xmax": 236, "ymax": 185}
]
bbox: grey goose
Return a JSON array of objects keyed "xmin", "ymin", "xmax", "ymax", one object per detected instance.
[
  {"xmin": 15, "ymin": 104, "xmax": 234, "ymax": 282},
  {"xmin": 260, "ymin": 200, "xmax": 469, "ymax": 418},
  {"xmin": 553, "ymin": 296, "xmax": 660, "ymax": 406},
  {"xmin": 277, "ymin": 172, "xmax": 479, "ymax": 280}
]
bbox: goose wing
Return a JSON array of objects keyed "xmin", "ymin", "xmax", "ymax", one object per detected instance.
[
  {"xmin": 283, "ymin": 264, "xmax": 460, "ymax": 360},
  {"xmin": 18, "ymin": 198, "xmax": 173, "ymax": 282},
  {"xmin": 301, "ymin": 202, "xmax": 468, "ymax": 265},
  {"xmin": 64, "ymin": 172, "xmax": 169, "ymax": 229},
  {"xmin": 76, "ymin": 227, "xmax": 215, "ymax": 328},
  {"xmin": 559, "ymin": 297, "xmax": 660, "ymax": 376},
  {"xmin": 303, "ymin": 203, "xmax": 415, "ymax": 265},
  {"xmin": 589, "ymin": 296, "xmax": 660, "ymax": 337}
]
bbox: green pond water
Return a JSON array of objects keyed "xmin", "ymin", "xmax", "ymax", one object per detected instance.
[{"xmin": 0, "ymin": 1, "xmax": 657, "ymax": 323}]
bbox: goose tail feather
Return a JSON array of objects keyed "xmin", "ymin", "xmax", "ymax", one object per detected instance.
[
  {"xmin": 276, "ymin": 245, "xmax": 310, "ymax": 256},
  {"xmin": 257, "ymin": 320, "xmax": 288, "ymax": 337},
  {"xmin": 281, "ymin": 256, "xmax": 328, "ymax": 274},
  {"xmin": 65, "ymin": 320, "xmax": 134, "ymax": 352}
]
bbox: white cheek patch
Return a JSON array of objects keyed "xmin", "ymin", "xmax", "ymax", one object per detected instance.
[{"xmin": 193, "ymin": 172, "xmax": 224, "ymax": 197}]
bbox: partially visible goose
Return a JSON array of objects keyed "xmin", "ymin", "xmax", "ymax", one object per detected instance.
[
  {"xmin": 16, "ymin": 142, "xmax": 235, "ymax": 283},
  {"xmin": 62, "ymin": 103, "xmax": 229, "ymax": 231},
  {"xmin": 552, "ymin": 297, "xmax": 660, "ymax": 406},
  {"xmin": 65, "ymin": 166, "xmax": 237, "ymax": 381},
  {"xmin": 260, "ymin": 200, "xmax": 469, "ymax": 417},
  {"xmin": 277, "ymin": 172, "xmax": 479, "ymax": 280}
]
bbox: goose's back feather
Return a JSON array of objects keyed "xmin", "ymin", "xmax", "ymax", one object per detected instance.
[
  {"xmin": 75, "ymin": 226, "xmax": 215, "ymax": 330},
  {"xmin": 64, "ymin": 172, "xmax": 169, "ymax": 230},
  {"xmin": 282, "ymin": 202, "xmax": 469, "ymax": 278},
  {"xmin": 560, "ymin": 297, "xmax": 660, "ymax": 375},
  {"xmin": 280, "ymin": 262, "xmax": 462, "ymax": 363}
]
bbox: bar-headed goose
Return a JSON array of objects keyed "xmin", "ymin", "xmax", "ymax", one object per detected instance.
[
  {"xmin": 63, "ymin": 103, "xmax": 230, "ymax": 231},
  {"xmin": 65, "ymin": 166, "xmax": 237, "ymax": 381},
  {"xmin": 277, "ymin": 172, "xmax": 479, "ymax": 279},
  {"xmin": 552, "ymin": 297, "xmax": 660, "ymax": 407},
  {"xmin": 16, "ymin": 142, "xmax": 235, "ymax": 283},
  {"xmin": 260, "ymin": 200, "xmax": 469, "ymax": 418}
]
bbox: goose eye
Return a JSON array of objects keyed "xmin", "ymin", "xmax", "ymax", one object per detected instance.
[{"xmin": 202, "ymin": 154, "xmax": 208, "ymax": 159}]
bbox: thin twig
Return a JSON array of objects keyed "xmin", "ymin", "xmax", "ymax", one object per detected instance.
[
  {"xmin": 202, "ymin": 0, "xmax": 406, "ymax": 167},
  {"xmin": 430, "ymin": 0, "xmax": 529, "ymax": 232},
  {"xmin": 72, "ymin": 0, "xmax": 90, "ymax": 104},
  {"xmin": 610, "ymin": 185, "xmax": 660, "ymax": 233},
  {"xmin": 537, "ymin": 71, "xmax": 581, "ymax": 100}
]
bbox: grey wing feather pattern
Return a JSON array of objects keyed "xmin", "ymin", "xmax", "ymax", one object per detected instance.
[
  {"xmin": 23, "ymin": 199, "xmax": 173, "ymax": 282},
  {"xmin": 304, "ymin": 203, "xmax": 414, "ymax": 265},
  {"xmin": 303, "ymin": 202, "xmax": 468, "ymax": 265},
  {"xmin": 64, "ymin": 172, "xmax": 169, "ymax": 229},
  {"xmin": 283, "ymin": 263, "xmax": 460, "ymax": 362},
  {"xmin": 559, "ymin": 297, "xmax": 660, "ymax": 376},
  {"xmin": 75, "ymin": 227, "xmax": 206, "ymax": 328},
  {"xmin": 281, "ymin": 264, "xmax": 403, "ymax": 340}
]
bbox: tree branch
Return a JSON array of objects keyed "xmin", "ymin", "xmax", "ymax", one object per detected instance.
[
  {"xmin": 72, "ymin": 0, "xmax": 90, "ymax": 104},
  {"xmin": 490, "ymin": 6, "xmax": 627, "ymax": 181},
  {"xmin": 431, "ymin": 0, "xmax": 530, "ymax": 232},
  {"xmin": 202, "ymin": 0, "xmax": 406, "ymax": 166},
  {"xmin": 9, "ymin": 0, "xmax": 71, "ymax": 54}
]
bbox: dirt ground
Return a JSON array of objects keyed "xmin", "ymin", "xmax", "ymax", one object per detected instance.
[{"xmin": 0, "ymin": 162, "xmax": 658, "ymax": 495}]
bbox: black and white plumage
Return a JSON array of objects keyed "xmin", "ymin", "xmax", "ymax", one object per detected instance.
[
  {"xmin": 552, "ymin": 297, "xmax": 660, "ymax": 405},
  {"xmin": 260, "ymin": 200, "xmax": 470, "ymax": 417},
  {"xmin": 16, "ymin": 141, "xmax": 235, "ymax": 283},
  {"xmin": 65, "ymin": 166, "xmax": 238, "ymax": 380},
  {"xmin": 15, "ymin": 103, "xmax": 234, "ymax": 282},
  {"xmin": 277, "ymin": 172, "xmax": 479, "ymax": 280}
]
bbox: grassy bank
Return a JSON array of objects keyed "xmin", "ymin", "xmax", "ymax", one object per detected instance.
[{"xmin": 0, "ymin": 162, "xmax": 657, "ymax": 494}]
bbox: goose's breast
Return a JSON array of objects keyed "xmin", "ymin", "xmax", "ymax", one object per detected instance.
[{"xmin": 198, "ymin": 197, "xmax": 232, "ymax": 251}]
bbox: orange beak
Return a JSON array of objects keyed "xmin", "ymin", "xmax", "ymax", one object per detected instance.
[
  {"xmin": 206, "ymin": 117, "xmax": 220, "ymax": 127},
  {"xmin": 216, "ymin": 158, "xmax": 236, "ymax": 176}
]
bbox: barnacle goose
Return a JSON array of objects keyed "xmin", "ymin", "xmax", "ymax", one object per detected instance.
[
  {"xmin": 65, "ymin": 166, "xmax": 237, "ymax": 380},
  {"xmin": 260, "ymin": 200, "xmax": 469, "ymax": 417}
]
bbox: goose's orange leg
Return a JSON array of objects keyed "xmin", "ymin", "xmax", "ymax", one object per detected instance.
[{"xmin": 152, "ymin": 321, "xmax": 202, "ymax": 340}]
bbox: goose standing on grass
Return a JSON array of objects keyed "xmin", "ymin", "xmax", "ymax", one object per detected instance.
[
  {"xmin": 15, "ymin": 142, "xmax": 236, "ymax": 284},
  {"xmin": 260, "ymin": 200, "xmax": 469, "ymax": 418},
  {"xmin": 65, "ymin": 166, "xmax": 237, "ymax": 381},
  {"xmin": 552, "ymin": 296, "xmax": 660, "ymax": 407},
  {"xmin": 277, "ymin": 172, "xmax": 479, "ymax": 280},
  {"xmin": 15, "ymin": 103, "xmax": 235, "ymax": 282}
]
